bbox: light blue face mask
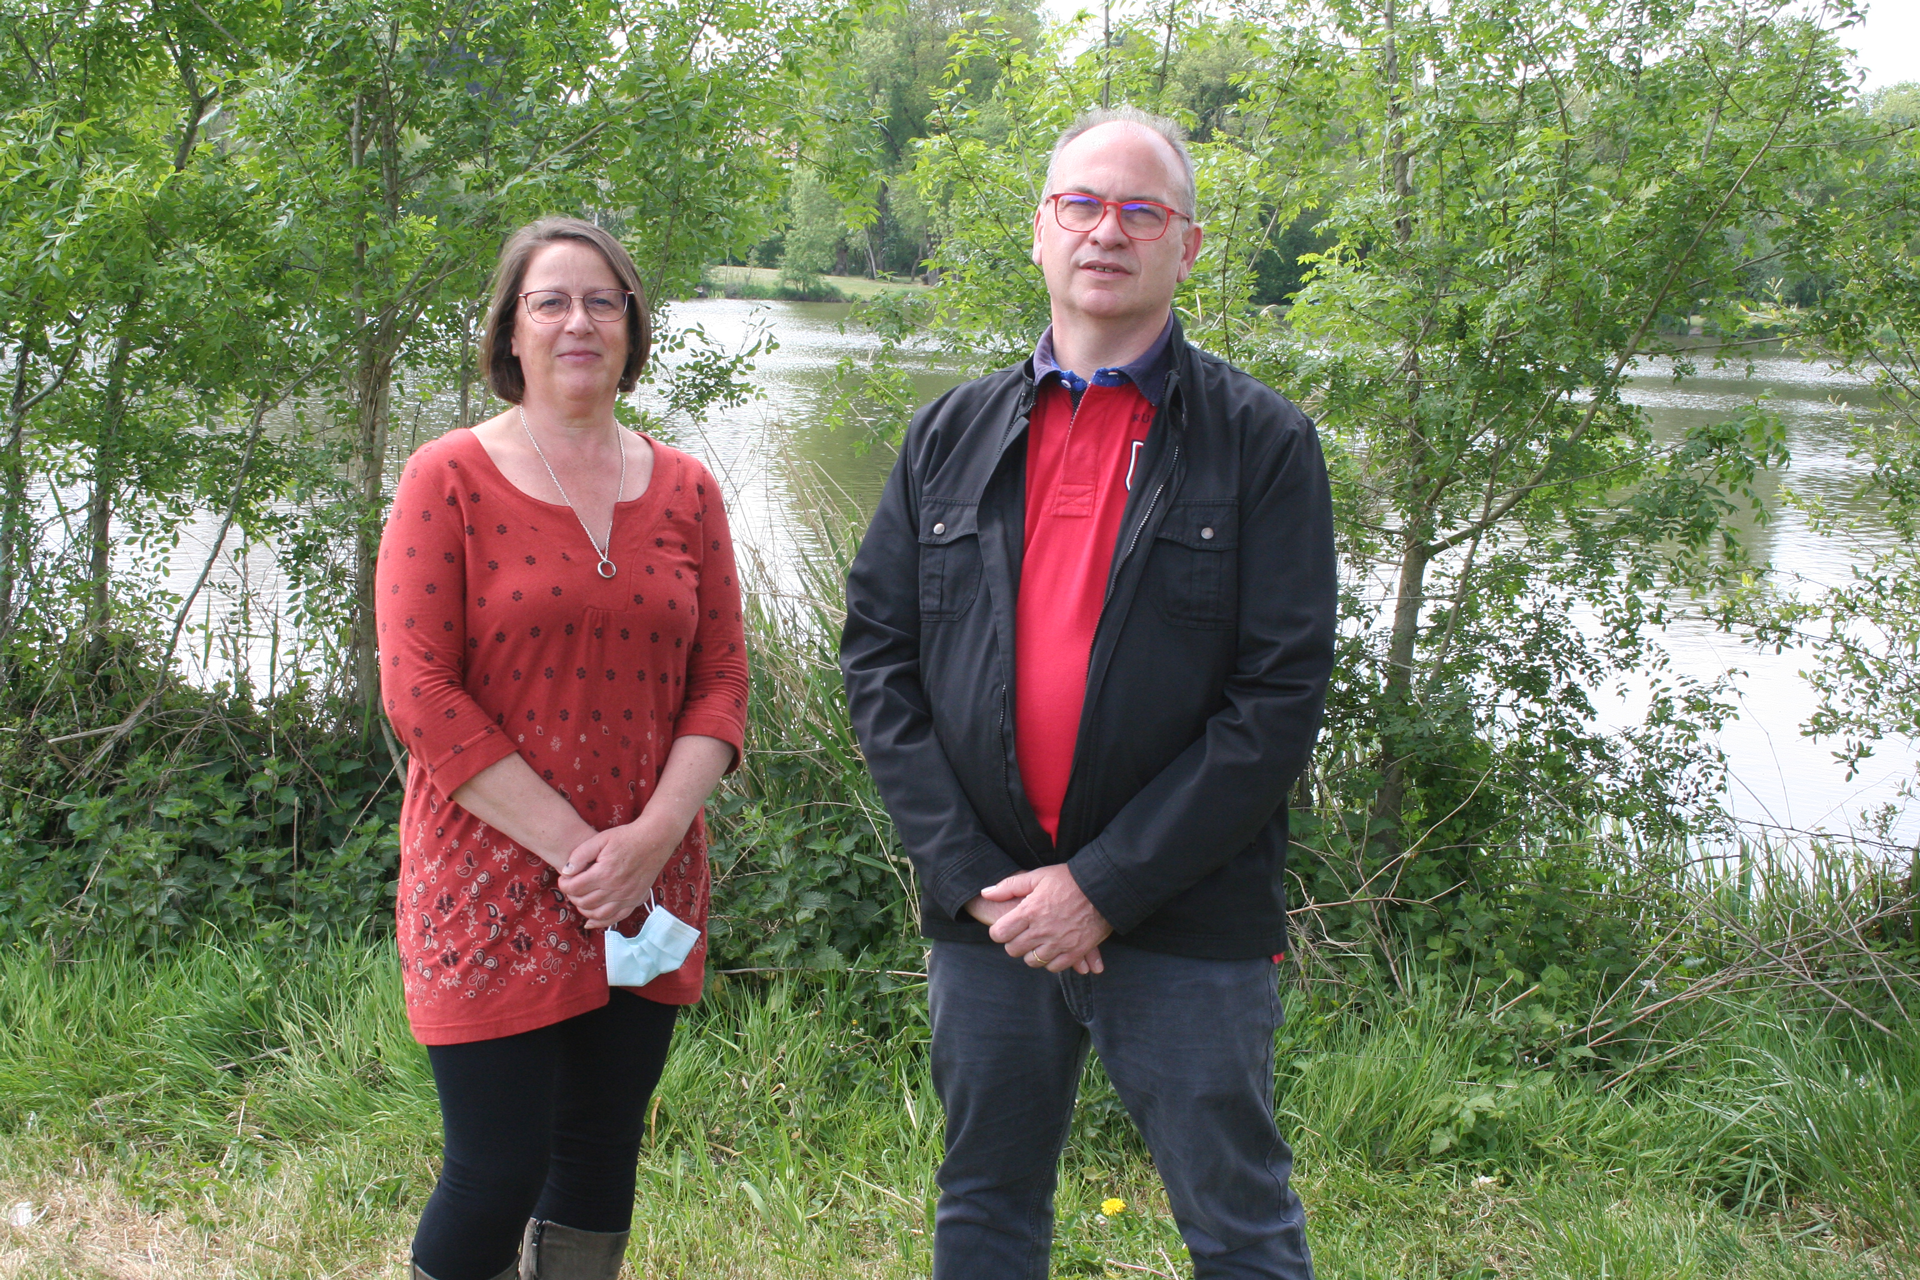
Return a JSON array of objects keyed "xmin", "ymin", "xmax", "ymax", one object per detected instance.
[{"xmin": 604, "ymin": 892, "xmax": 701, "ymax": 987}]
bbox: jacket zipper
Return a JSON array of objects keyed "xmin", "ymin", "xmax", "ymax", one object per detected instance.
[
  {"xmin": 996, "ymin": 682, "xmax": 1041, "ymax": 858},
  {"xmin": 1103, "ymin": 370, "xmax": 1182, "ymax": 604},
  {"xmin": 1106, "ymin": 440, "xmax": 1177, "ymax": 606}
]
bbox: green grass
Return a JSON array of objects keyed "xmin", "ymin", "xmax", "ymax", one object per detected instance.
[
  {"xmin": 0, "ymin": 939, "xmax": 1913, "ymax": 1278},
  {"xmin": 698, "ymin": 264, "xmax": 928, "ymax": 303}
]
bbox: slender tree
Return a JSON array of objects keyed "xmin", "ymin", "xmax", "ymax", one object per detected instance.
[{"xmin": 1239, "ymin": 0, "xmax": 1857, "ymax": 857}]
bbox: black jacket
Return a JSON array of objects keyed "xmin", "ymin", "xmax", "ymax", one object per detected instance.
[{"xmin": 839, "ymin": 321, "xmax": 1336, "ymax": 958}]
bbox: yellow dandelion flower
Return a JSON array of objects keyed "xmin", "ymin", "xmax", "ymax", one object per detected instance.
[{"xmin": 1100, "ymin": 1198, "xmax": 1125, "ymax": 1217}]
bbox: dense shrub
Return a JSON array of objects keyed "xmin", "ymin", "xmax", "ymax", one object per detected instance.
[{"xmin": 0, "ymin": 635, "xmax": 401, "ymax": 952}]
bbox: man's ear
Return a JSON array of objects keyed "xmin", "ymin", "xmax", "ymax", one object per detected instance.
[
  {"xmin": 1031, "ymin": 203, "xmax": 1047, "ymax": 268},
  {"xmin": 1175, "ymin": 222, "xmax": 1205, "ymax": 283}
]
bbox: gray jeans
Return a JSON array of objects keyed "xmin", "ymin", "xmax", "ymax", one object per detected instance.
[{"xmin": 927, "ymin": 940, "xmax": 1314, "ymax": 1280}]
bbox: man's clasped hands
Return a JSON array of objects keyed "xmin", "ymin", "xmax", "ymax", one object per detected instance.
[{"xmin": 966, "ymin": 864, "xmax": 1114, "ymax": 975}]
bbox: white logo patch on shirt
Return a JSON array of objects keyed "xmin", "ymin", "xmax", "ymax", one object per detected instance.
[{"xmin": 1125, "ymin": 439, "xmax": 1146, "ymax": 491}]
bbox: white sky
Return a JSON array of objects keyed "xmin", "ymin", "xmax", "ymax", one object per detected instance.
[
  {"xmin": 1038, "ymin": 1, "xmax": 1920, "ymax": 93},
  {"xmin": 1848, "ymin": 1, "xmax": 1920, "ymax": 91}
]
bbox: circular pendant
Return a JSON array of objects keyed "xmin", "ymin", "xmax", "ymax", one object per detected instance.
[{"xmin": 597, "ymin": 557, "xmax": 617, "ymax": 579}]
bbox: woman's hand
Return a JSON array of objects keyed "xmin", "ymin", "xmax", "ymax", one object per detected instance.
[
  {"xmin": 556, "ymin": 808, "xmax": 688, "ymax": 930},
  {"xmin": 556, "ymin": 734, "xmax": 735, "ymax": 931}
]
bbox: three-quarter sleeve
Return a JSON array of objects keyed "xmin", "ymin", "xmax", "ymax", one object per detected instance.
[
  {"xmin": 375, "ymin": 447, "xmax": 520, "ymax": 801},
  {"xmin": 673, "ymin": 460, "xmax": 750, "ymax": 767}
]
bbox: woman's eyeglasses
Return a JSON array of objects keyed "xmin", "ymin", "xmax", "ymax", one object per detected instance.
[
  {"xmin": 520, "ymin": 289, "xmax": 632, "ymax": 323},
  {"xmin": 1047, "ymin": 193, "xmax": 1191, "ymax": 242}
]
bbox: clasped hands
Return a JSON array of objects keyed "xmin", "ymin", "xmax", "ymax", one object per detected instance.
[
  {"xmin": 553, "ymin": 809, "xmax": 686, "ymax": 931},
  {"xmin": 966, "ymin": 863, "xmax": 1113, "ymax": 975}
]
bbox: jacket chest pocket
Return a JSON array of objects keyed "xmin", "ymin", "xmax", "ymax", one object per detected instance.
[
  {"xmin": 919, "ymin": 503, "xmax": 982, "ymax": 621},
  {"xmin": 1151, "ymin": 500, "xmax": 1238, "ymax": 629}
]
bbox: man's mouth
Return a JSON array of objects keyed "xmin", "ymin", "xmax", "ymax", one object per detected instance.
[{"xmin": 1077, "ymin": 261, "xmax": 1129, "ymax": 275}]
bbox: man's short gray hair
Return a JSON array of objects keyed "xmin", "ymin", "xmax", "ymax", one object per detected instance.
[{"xmin": 1043, "ymin": 106, "xmax": 1197, "ymax": 221}]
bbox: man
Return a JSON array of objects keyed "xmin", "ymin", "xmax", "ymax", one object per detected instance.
[{"xmin": 840, "ymin": 105, "xmax": 1335, "ymax": 1279}]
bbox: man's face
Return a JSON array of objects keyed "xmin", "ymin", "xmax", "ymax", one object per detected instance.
[{"xmin": 1031, "ymin": 123, "xmax": 1204, "ymax": 331}]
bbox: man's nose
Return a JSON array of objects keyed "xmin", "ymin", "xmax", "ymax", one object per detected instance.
[{"xmin": 1088, "ymin": 203, "xmax": 1130, "ymax": 245}]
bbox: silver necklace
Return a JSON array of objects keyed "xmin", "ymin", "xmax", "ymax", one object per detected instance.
[{"xmin": 518, "ymin": 405, "xmax": 624, "ymax": 579}]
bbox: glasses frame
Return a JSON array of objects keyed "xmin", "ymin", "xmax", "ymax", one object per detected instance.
[
  {"xmin": 1046, "ymin": 192, "xmax": 1192, "ymax": 242},
  {"xmin": 519, "ymin": 289, "xmax": 633, "ymax": 324}
]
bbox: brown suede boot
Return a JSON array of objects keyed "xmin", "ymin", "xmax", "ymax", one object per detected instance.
[{"xmin": 518, "ymin": 1218, "xmax": 629, "ymax": 1279}]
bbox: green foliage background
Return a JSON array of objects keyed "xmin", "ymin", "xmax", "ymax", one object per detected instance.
[
  {"xmin": 0, "ymin": 0, "xmax": 1911, "ymax": 1037},
  {"xmin": 0, "ymin": 3, "xmax": 1915, "ymax": 1271}
]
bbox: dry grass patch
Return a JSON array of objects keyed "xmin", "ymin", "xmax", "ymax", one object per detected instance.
[{"xmin": 1, "ymin": 1173, "xmax": 271, "ymax": 1280}]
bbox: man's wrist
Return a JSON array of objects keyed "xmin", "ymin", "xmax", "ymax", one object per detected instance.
[{"xmin": 965, "ymin": 893, "xmax": 1013, "ymax": 926}]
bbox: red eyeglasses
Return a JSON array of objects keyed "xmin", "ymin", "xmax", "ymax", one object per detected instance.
[{"xmin": 1047, "ymin": 192, "xmax": 1192, "ymax": 241}]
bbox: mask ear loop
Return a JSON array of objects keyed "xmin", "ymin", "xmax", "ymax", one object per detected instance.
[{"xmin": 614, "ymin": 890, "xmax": 658, "ymax": 940}]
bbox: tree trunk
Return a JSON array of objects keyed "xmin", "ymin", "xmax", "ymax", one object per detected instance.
[
  {"xmin": 71, "ymin": 47, "xmax": 211, "ymax": 665},
  {"xmin": 1157, "ymin": 0, "xmax": 1179, "ymax": 99},
  {"xmin": 1382, "ymin": 0, "xmax": 1415, "ymax": 241},
  {"xmin": 1101, "ymin": 0, "xmax": 1113, "ymax": 108},
  {"xmin": 1370, "ymin": 534, "xmax": 1432, "ymax": 846},
  {"xmin": 457, "ymin": 298, "xmax": 480, "ymax": 430},
  {"xmin": 0, "ymin": 334, "xmax": 30, "ymax": 650},
  {"xmin": 86, "ymin": 296, "xmax": 143, "ymax": 662},
  {"xmin": 1369, "ymin": 0, "xmax": 1429, "ymax": 850},
  {"xmin": 347, "ymin": 337, "xmax": 395, "ymax": 730}
]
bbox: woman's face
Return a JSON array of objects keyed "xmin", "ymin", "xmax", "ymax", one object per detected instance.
[{"xmin": 509, "ymin": 240, "xmax": 630, "ymax": 409}]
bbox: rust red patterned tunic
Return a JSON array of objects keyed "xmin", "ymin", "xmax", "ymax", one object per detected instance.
[{"xmin": 375, "ymin": 428, "xmax": 748, "ymax": 1045}]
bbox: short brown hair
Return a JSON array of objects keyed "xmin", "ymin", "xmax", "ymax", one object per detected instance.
[{"xmin": 479, "ymin": 217, "xmax": 651, "ymax": 403}]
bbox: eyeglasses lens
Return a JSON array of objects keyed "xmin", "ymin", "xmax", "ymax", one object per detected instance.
[
  {"xmin": 524, "ymin": 291, "xmax": 629, "ymax": 323},
  {"xmin": 1119, "ymin": 205, "xmax": 1170, "ymax": 237},
  {"xmin": 1054, "ymin": 196, "xmax": 1103, "ymax": 230},
  {"xmin": 583, "ymin": 292, "xmax": 628, "ymax": 320}
]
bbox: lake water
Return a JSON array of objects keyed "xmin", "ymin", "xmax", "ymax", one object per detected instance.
[{"xmin": 145, "ymin": 298, "xmax": 1918, "ymax": 849}]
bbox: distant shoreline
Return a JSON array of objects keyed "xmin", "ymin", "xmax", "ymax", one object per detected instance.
[{"xmin": 694, "ymin": 264, "xmax": 930, "ymax": 304}]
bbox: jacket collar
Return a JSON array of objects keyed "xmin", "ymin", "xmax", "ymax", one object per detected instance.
[
  {"xmin": 1031, "ymin": 313, "xmax": 1177, "ymax": 408},
  {"xmin": 1021, "ymin": 315, "xmax": 1194, "ymax": 407}
]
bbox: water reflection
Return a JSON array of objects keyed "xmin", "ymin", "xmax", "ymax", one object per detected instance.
[
  {"xmin": 652, "ymin": 301, "xmax": 914, "ymax": 565},
  {"xmin": 1618, "ymin": 354, "xmax": 1912, "ymax": 843}
]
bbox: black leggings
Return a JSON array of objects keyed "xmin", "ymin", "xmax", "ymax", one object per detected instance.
[{"xmin": 411, "ymin": 991, "xmax": 678, "ymax": 1280}]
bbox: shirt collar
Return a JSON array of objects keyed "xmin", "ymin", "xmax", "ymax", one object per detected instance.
[{"xmin": 1032, "ymin": 313, "xmax": 1176, "ymax": 408}]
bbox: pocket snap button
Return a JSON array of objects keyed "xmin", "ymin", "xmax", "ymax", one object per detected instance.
[
  {"xmin": 1200, "ymin": 527, "xmax": 1214, "ymax": 540},
  {"xmin": 933, "ymin": 522, "xmax": 946, "ymax": 535}
]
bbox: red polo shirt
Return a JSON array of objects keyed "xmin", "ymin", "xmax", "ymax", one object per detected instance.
[{"xmin": 1015, "ymin": 378, "xmax": 1156, "ymax": 839}]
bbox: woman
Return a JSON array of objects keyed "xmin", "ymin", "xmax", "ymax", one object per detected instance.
[{"xmin": 376, "ymin": 216, "xmax": 748, "ymax": 1280}]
